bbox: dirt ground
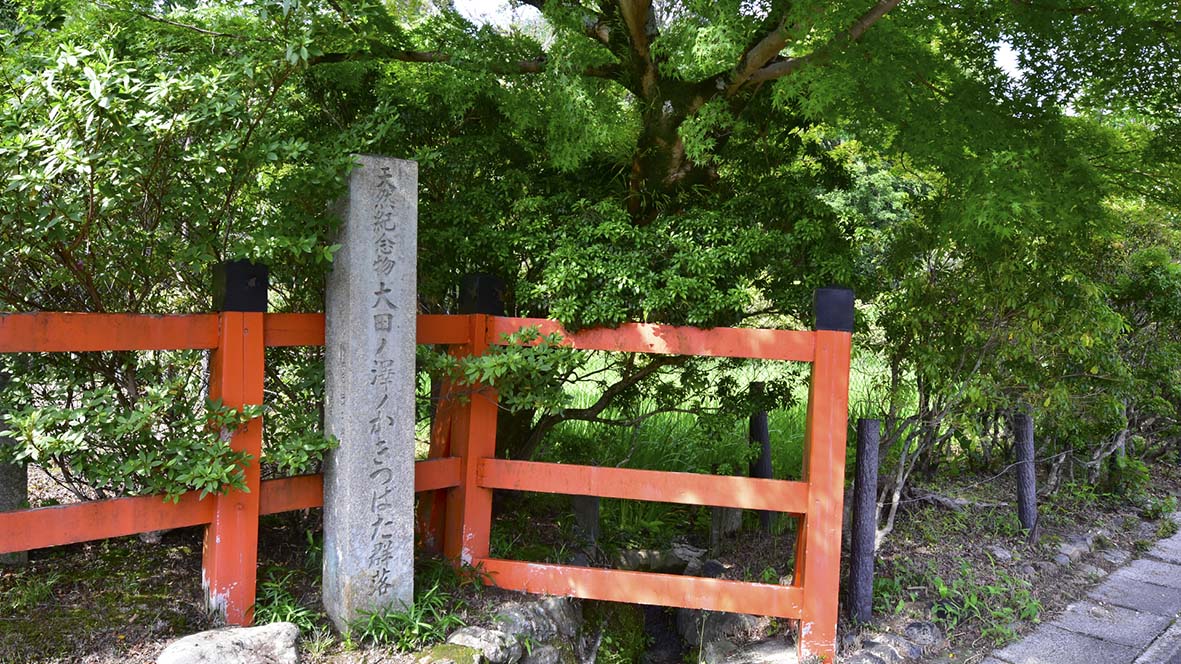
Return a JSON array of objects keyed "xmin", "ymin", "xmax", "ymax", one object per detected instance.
[{"xmin": 2, "ymin": 462, "xmax": 1179, "ymax": 663}]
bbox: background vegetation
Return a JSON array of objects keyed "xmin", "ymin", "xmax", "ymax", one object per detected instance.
[{"xmin": 1, "ymin": 0, "xmax": 1180, "ymax": 606}]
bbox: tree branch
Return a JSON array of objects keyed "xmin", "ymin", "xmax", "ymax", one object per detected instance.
[
  {"xmin": 747, "ymin": 0, "xmax": 903, "ymax": 85},
  {"xmin": 309, "ymin": 50, "xmax": 619, "ymax": 78}
]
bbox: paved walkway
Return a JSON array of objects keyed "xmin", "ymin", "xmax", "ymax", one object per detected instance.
[{"xmin": 984, "ymin": 516, "xmax": 1181, "ymax": 664}]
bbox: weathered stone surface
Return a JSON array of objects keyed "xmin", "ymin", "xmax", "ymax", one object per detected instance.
[
  {"xmin": 1077, "ymin": 563, "xmax": 1107, "ymax": 579},
  {"xmin": 985, "ymin": 545, "xmax": 1012, "ymax": 562},
  {"xmin": 719, "ymin": 639, "xmax": 798, "ymax": 663},
  {"xmin": 322, "ymin": 155, "xmax": 418, "ymax": 630},
  {"xmin": 448, "ymin": 626, "xmax": 522, "ymax": 664},
  {"xmin": 156, "ymin": 622, "xmax": 299, "ymax": 664},
  {"xmin": 1089, "ymin": 576, "xmax": 1181, "ymax": 616},
  {"xmin": 992, "ymin": 624, "xmax": 1138, "ymax": 664},
  {"xmin": 1100, "ymin": 548, "xmax": 1131, "ymax": 566},
  {"xmin": 1033, "ymin": 561, "xmax": 1059, "ymax": 575},
  {"xmin": 494, "ymin": 598, "xmax": 581, "ymax": 644},
  {"xmin": 902, "ymin": 621, "xmax": 942, "ymax": 647},
  {"xmin": 1133, "ymin": 619, "xmax": 1181, "ymax": 664},
  {"xmin": 1050, "ymin": 600, "xmax": 1171, "ymax": 648},
  {"xmin": 520, "ymin": 644, "xmax": 561, "ymax": 664},
  {"xmin": 1147, "ymin": 532, "xmax": 1181, "ymax": 565},
  {"xmin": 1058, "ymin": 536, "xmax": 1093, "ymax": 562},
  {"xmin": 616, "ymin": 549, "xmax": 687, "ymax": 574},
  {"xmin": 1108, "ymin": 558, "xmax": 1181, "ymax": 589},
  {"xmin": 1053, "ymin": 553, "xmax": 1072, "ymax": 567},
  {"xmin": 677, "ymin": 609, "xmax": 760, "ymax": 647},
  {"xmin": 416, "ymin": 643, "xmax": 485, "ymax": 664},
  {"xmin": 539, "ymin": 597, "xmax": 581, "ymax": 639},
  {"xmin": 863, "ymin": 633, "xmax": 923, "ymax": 659}
]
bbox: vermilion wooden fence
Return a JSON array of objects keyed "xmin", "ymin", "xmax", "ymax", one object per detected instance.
[{"xmin": 0, "ymin": 293, "xmax": 851, "ymax": 660}]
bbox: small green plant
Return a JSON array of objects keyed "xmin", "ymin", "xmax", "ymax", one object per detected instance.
[
  {"xmin": 1158, "ymin": 519, "xmax": 1179, "ymax": 538},
  {"xmin": 252, "ymin": 566, "xmax": 321, "ymax": 632},
  {"xmin": 0, "ymin": 571, "xmax": 62, "ymax": 611},
  {"xmin": 303, "ymin": 626, "xmax": 337, "ymax": 659},
  {"xmin": 1143, "ymin": 495, "xmax": 1178, "ymax": 521},
  {"xmin": 353, "ymin": 581, "xmax": 465, "ymax": 651}
]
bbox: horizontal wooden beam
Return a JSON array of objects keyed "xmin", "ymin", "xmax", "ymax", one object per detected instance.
[
  {"xmin": 414, "ymin": 457, "xmax": 463, "ymax": 492},
  {"xmin": 0, "ymin": 490, "xmax": 216, "ymax": 554},
  {"xmin": 0, "ymin": 313, "xmax": 219, "ymax": 353},
  {"xmin": 476, "ymin": 558, "xmax": 803, "ymax": 618},
  {"xmin": 486, "ymin": 317, "xmax": 815, "ymax": 362},
  {"xmin": 264, "ymin": 313, "xmax": 325, "ymax": 347},
  {"xmin": 418, "ymin": 314, "xmax": 472, "ymax": 345},
  {"xmin": 477, "ymin": 459, "xmax": 809, "ymax": 513},
  {"xmin": 259, "ymin": 474, "xmax": 324, "ymax": 514}
]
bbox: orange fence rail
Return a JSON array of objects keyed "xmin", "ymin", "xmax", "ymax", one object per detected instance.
[{"xmin": 0, "ymin": 288, "xmax": 851, "ymax": 660}]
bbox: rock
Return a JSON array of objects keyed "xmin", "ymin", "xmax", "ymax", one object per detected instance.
[
  {"xmin": 1053, "ymin": 553, "xmax": 1072, "ymax": 567},
  {"xmin": 1101, "ymin": 549, "xmax": 1130, "ymax": 566},
  {"xmin": 902, "ymin": 621, "xmax": 942, "ymax": 647},
  {"xmin": 864, "ymin": 633, "xmax": 922, "ymax": 660},
  {"xmin": 677, "ymin": 609, "xmax": 760, "ymax": 648},
  {"xmin": 1058, "ymin": 537, "xmax": 1092, "ymax": 562},
  {"xmin": 448, "ymin": 626, "xmax": 523, "ymax": 664},
  {"xmin": 671, "ymin": 542, "xmax": 707, "ymax": 569},
  {"xmin": 1078, "ymin": 563, "xmax": 1107, "ymax": 579},
  {"xmin": 985, "ymin": 545, "xmax": 1012, "ymax": 562},
  {"xmin": 495, "ymin": 603, "xmax": 560, "ymax": 643},
  {"xmin": 520, "ymin": 644, "xmax": 560, "ymax": 664},
  {"xmin": 156, "ymin": 622, "xmax": 299, "ymax": 664},
  {"xmin": 492, "ymin": 597, "xmax": 582, "ymax": 645},
  {"xmin": 416, "ymin": 643, "xmax": 486, "ymax": 664},
  {"xmin": 539, "ymin": 597, "xmax": 581, "ymax": 639},
  {"xmin": 700, "ymin": 639, "xmax": 739, "ymax": 663},
  {"xmin": 702, "ymin": 560, "xmax": 729, "ymax": 579},
  {"xmin": 616, "ymin": 549, "xmax": 687, "ymax": 574},
  {"xmin": 1034, "ymin": 561, "xmax": 1058, "ymax": 575},
  {"xmin": 1019, "ymin": 564, "xmax": 1036, "ymax": 577},
  {"xmin": 720, "ymin": 639, "xmax": 797, "ymax": 663}
]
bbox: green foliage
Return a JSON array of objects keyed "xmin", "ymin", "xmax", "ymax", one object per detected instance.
[
  {"xmin": 584, "ymin": 602, "xmax": 648, "ymax": 664},
  {"xmin": 928, "ymin": 563, "xmax": 1041, "ymax": 645},
  {"xmin": 0, "ymin": 571, "xmax": 61, "ymax": 612},
  {"xmin": 2, "ymin": 378, "xmax": 257, "ymax": 500},
  {"xmin": 353, "ymin": 581, "xmax": 466, "ymax": 651},
  {"xmin": 252, "ymin": 566, "xmax": 322, "ymax": 633}
]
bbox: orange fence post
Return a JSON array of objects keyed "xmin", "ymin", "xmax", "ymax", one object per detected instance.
[
  {"xmin": 795, "ymin": 288, "xmax": 854, "ymax": 662},
  {"xmin": 442, "ymin": 314, "xmax": 499, "ymax": 564},
  {"xmin": 202, "ymin": 261, "xmax": 267, "ymax": 625}
]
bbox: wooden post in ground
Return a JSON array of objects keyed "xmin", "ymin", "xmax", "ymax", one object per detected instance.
[
  {"xmin": 795, "ymin": 287, "xmax": 854, "ymax": 662},
  {"xmin": 421, "ymin": 274, "xmax": 505, "ymax": 555},
  {"xmin": 848, "ymin": 418, "xmax": 880, "ymax": 624},
  {"xmin": 749, "ymin": 381, "xmax": 773, "ymax": 532},
  {"xmin": 0, "ymin": 372, "xmax": 27, "ymax": 566},
  {"xmin": 1014, "ymin": 411, "xmax": 1038, "ymax": 540},
  {"xmin": 203, "ymin": 260, "xmax": 267, "ymax": 624},
  {"xmin": 443, "ymin": 313, "xmax": 499, "ymax": 564}
]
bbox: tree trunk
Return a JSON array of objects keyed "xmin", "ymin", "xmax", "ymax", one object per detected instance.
[
  {"xmin": 848, "ymin": 418, "xmax": 880, "ymax": 624},
  {"xmin": 1013, "ymin": 411, "xmax": 1038, "ymax": 541}
]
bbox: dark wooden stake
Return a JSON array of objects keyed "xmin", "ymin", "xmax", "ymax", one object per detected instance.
[
  {"xmin": 749, "ymin": 381, "xmax": 773, "ymax": 532},
  {"xmin": 0, "ymin": 371, "xmax": 27, "ymax": 566},
  {"xmin": 848, "ymin": 418, "xmax": 880, "ymax": 624},
  {"xmin": 1014, "ymin": 411, "xmax": 1039, "ymax": 540}
]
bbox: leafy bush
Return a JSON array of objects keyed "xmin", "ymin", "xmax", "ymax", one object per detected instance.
[{"xmin": 3, "ymin": 378, "xmax": 257, "ymax": 500}]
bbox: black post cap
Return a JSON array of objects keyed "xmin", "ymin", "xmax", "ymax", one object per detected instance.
[
  {"xmin": 814, "ymin": 287, "xmax": 854, "ymax": 332},
  {"xmin": 213, "ymin": 260, "xmax": 269, "ymax": 312},
  {"xmin": 459, "ymin": 273, "xmax": 505, "ymax": 316}
]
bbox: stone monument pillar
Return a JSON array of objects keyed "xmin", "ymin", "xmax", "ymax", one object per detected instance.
[{"xmin": 323, "ymin": 155, "xmax": 418, "ymax": 630}]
